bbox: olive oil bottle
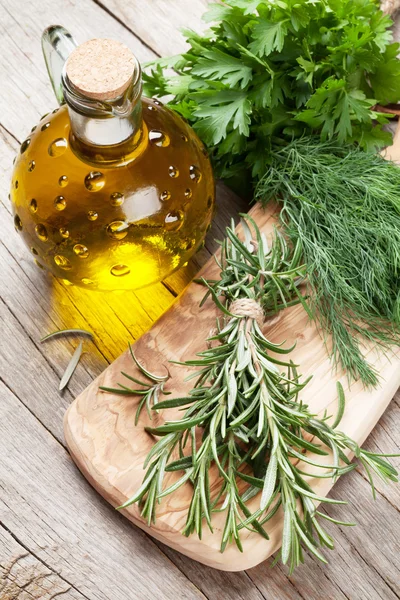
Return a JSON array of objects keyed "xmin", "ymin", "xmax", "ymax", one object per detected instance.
[{"xmin": 10, "ymin": 27, "xmax": 214, "ymax": 291}]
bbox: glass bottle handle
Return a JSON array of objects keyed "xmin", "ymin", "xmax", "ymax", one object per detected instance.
[{"xmin": 41, "ymin": 25, "xmax": 78, "ymax": 105}]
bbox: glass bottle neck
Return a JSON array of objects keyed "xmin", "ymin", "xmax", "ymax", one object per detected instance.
[
  {"xmin": 67, "ymin": 99, "xmax": 143, "ymax": 146},
  {"xmin": 61, "ymin": 61, "xmax": 144, "ymax": 162}
]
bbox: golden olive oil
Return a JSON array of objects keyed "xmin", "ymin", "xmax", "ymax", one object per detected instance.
[{"xmin": 11, "ymin": 99, "xmax": 214, "ymax": 290}]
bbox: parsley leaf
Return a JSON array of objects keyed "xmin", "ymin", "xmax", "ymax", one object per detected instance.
[
  {"xmin": 192, "ymin": 49, "xmax": 253, "ymax": 89},
  {"xmin": 249, "ymin": 19, "xmax": 288, "ymax": 56},
  {"xmin": 227, "ymin": 0, "xmax": 264, "ymax": 15},
  {"xmin": 193, "ymin": 91, "xmax": 252, "ymax": 145}
]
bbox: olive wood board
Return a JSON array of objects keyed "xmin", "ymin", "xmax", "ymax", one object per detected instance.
[{"xmin": 64, "ymin": 136, "xmax": 400, "ymax": 572}]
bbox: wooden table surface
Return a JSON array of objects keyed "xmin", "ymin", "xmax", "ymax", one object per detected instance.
[{"xmin": 0, "ymin": 1, "xmax": 399, "ymax": 598}]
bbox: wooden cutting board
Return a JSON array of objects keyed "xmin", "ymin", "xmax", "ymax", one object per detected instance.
[{"xmin": 64, "ymin": 134, "xmax": 400, "ymax": 572}]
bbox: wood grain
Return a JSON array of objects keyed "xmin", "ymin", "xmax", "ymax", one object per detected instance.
[
  {"xmin": 0, "ymin": 525, "xmax": 84, "ymax": 600},
  {"xmin": 0, "ymin": 381, "xmax": 206, "ymax": 600},
  {"xmin": 0, "ymin": 0, "xmax": 398, "ymax": 596},
  {"xmin": 98, "ymin": 0, "xmax": 210, "ymax": 55},
  {"xmin": 65, "ymin": 197, "xmax": 400, "ymax": 570}
]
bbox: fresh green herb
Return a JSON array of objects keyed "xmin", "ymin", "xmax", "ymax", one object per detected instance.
[
  {"xmin": 41, "ymin": 328, "xmax": 93, "ymax": 342},
  {"xmin": 59, "ymin": 341, "xmax": 83, "ymax": 391},
  {"xmin": 256, "ymin": 137, "xmax": 400, "ymax": 386},
  {"xmin": 100, "ymin": 344, "xmax": 171, "ymax": 424},
  {"xmin": 117, "ymin": 218, "xmax": 398, "ymax": 571},
  {"xmin": 143, "ymin": 0, "xmax": 400, "ymax": 385},
  {"xmin": 143, "ymin": 0, "xmax": 400, "ymax": 186}
]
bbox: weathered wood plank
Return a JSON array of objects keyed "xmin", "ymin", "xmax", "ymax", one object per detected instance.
[
  {"xmin": 97, "ymin": 0, "xmax": 209, "ymax": 55},
  {"xmin": 0, "ymin": 0, "xmax": 398, "ymax": 596},
  {"xmin": 0, "ymin": 0, "xmax": 154, "ymax": 140},
  {"xmin": 152, "ymin": 544, "xmax": 267, "ymax": 600},
  {"xmin": 0, "ymin": 525, "xmax": 84, "ymax": 600},
  {"xmin": 0, "ymin": 381, "xmax": 206, "ymax": 600}
]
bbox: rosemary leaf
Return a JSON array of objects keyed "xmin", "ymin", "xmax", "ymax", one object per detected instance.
[
  {"xmin": 41, "ymin": 328, "xmax": 93, "ymax": 342},
  {"xmin": 59, "ymin": 341, "xmax": 83, "ymax": 391}
]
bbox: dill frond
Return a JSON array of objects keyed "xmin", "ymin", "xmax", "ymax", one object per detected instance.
[{"xmin": 256, "ymin": 138, "xmax": 400, "ymax": 386}]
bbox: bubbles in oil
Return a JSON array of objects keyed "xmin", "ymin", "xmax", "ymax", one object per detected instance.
[
  {"xmin": 59, "ymin": 227, "xmax": 70, "ymax": 239},
  {"xmin": 14, "ymin": 215, "xmax": 22, "ymax": 231},
  {"xmin": 153, "ymin": 99, "xmax": 163, "ymax": 106},
  {"xmin": 168, "ymin": 166, "xmax": 179, "ymax": 178},
  {"xmin": 54, "ymin": 196, "xmax": 67, "ymax": 211},
  {"xmin": 54, "ymin": 255, "xmax": 72, "ymax": 270},
  {"xmin": 20, "ymin": 138, "xmax": 31, "ymax": 154},
  {"xmin": 165, "ymin": 210, "xmax": 184, "ymax": 231},
  {"xmin": 189, "ymin": 165, "xmax": 202, "ymax": 183},
  {"xmin": 149, "ymin": 130, "xmax": 170, "ymax": 147},
  {"xmin": 73, "ymin": 244, "xmax": 89, "ymax": 258},
  {"xmin": 87, "ymin": 210, "xmax": 98, "ymax": 221},
  {"xmin": 48, "ymin": 138, "xmax": 67, "ymax": 157},
  {"xmin": 111, "ymin": 264, "xmax": 131, "ymax": 277},
  {"xmin": 31, "ymin": 125, "xmax": 37, "ymax": 133},
  {"xmin": 85, "ymin": 171, "xmax": 105, "ymax": 192},
  {"xmin": 10, "ymin": 100, "xmax": 213, "ymax": 291},
  {"xmin": 160, "ymin": 190, "xmax": 171, "ymax": 202},
  {"xmin": 107, "ymin": 220, "xmax": 129, "ymax": 240},
  {"xmin": 35, "ymin": 260, "xmax": 45, "ymax": 269},
  {"xmin": 35, "ymin": 224, "xmax": 48, "ymax": 242},
  {"xmin": 110, "ymin": 192, "xmax": 124, "ymax": 207}
]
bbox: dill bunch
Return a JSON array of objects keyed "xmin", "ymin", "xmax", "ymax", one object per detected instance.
[{"xmin": 256, "ymin": 137, "xmax": 400, "ymax": 386}]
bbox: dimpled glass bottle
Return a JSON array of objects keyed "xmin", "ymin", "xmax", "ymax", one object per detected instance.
[{"xmin": 10, "ymin": 26, "xmax": 214, "ymax": 291}]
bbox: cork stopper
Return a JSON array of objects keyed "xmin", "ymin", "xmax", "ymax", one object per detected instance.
[{"xmin": 65, "ymin": 38, "xmax": 136, "ymax": 101}]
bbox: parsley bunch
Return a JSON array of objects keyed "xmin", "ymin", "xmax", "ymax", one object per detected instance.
[{"xmin": 143, "ymin": 0, "xmax": 400, "ymax": 182}]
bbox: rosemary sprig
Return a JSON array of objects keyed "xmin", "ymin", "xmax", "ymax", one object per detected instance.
[
  {"xmin": 115, "ymin": 218, "xmax": 398, "ymax": 571},
  {"xmin": 100, "ymin": 344, "xmax": 171, "ymax": 424}
]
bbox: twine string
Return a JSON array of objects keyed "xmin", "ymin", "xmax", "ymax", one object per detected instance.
[{"xmin": 229, "ymin": 298, "xmax": 264, "ymax": 327}]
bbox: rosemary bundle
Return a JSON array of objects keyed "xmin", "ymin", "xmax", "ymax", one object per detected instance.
[{"xmin": 104, "ymin": 218, "xmax": 398, "ymax": 571}]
